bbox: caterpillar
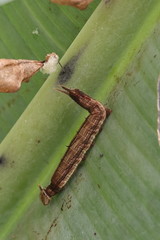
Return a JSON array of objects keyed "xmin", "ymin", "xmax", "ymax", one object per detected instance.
[{"xmin": 39, "ymin": 86, "xmax": 111, "ymax": 205}]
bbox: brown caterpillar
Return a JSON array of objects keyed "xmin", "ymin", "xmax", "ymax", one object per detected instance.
[{"xmin": 39, "ymin": 86, "xmax": 111, "ymax": 205}]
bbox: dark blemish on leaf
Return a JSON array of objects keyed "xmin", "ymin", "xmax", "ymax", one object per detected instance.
[
  {"xmin": 0, "ymin": 96, "xmax": 18, "ymax": 115},
  {"xmin": 0, "ymin": 155, "xmax": 6, "ymax": 166},
  {"xmin": 154, "ymin": 54, "xmax": 157, "ymax": 58},
  {"xmin": 64, "ymin": 194, "xmax": 72, "ymax": 209},
  {"xmin": 10, "ymin": 160, "xmax": 15, "ymax": 168},
  {"xmin": 99, "ymin": 153, "xmax": 103, "ymax": 158},
  {"xmin": 45, "ymin": 217, "xmax": 59, "ymax": 240},
  {"xmin": 94, "ymin": 232, "xmax": 97, "ymax": 236},
  {"xmin": 66, "ymin": 194, "xmax": 72, "ymax": 209},
  {"xmin": 67, "ymin": 204, "xmax": 71, "ymax": 209},
  {"xmin": 75, "ymin": 172, "xmax": 85, "ymax": 186},
  {"xmin": 10, "ymin": 234, "xmax": 17, "ymax": 239},
  {"xmin": 61, "ymin": 201, "xmax": 64, "ymax": 211},
  {"xmin": 97, "ymin": 184, "xmax": 101, "ymax": 189},
  {"xmin": 126, "ymin": 72, "xmax": 133, "ymax": 77},
  {"xmin": 57, "ymin": 55, "xmax": 79, "ymax": 84},
  {"xmin": 36, "ymin": 139, "xmax": 41, "ymax": 144},
  {"xmin": 57, "ymin": 47, "xmax": 86, "ymax": 84},
  {"xmin": 78, "ymin": 172, "xmax": 83, "ymax": 178},
  {"xmin": 52, "ymin": 217, "xmax": 58, "ymax": 227},
  {"xmin": 61, "ymin": 194, "xmax": 72, "ymax": 211},
  {"xmin": 7, "ymin": 98, "xmax": 16, "ymax": 108},
  {"xmin": 105, "ymin": 0, "xmax": 111, "ymax": 4},
  {"xmin": 33, "ymin": 230, "xmax": 40, "ymax": 236}
]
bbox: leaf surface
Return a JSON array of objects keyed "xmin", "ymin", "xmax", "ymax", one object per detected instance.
[
  {"xmin": 0, "ymin": 0, "xmax": 98, "ymax": 142},
  {"xmin": 0, "ymin": 0, "xmax": 160, "ymax": 240}
]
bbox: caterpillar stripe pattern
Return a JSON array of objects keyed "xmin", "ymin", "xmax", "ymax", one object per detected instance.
[{"xmin": 39, "ymin": 86, "xmax": 111, "ymax": 205}]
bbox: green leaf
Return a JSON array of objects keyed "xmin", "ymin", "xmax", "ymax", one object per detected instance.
[
  {"xmin": 0, "ymin": 0, "xmax": 160, "ymax": 239},
  {"xmin": 0, "ymin": 0, "xmax": 98, "ymax": 142}
]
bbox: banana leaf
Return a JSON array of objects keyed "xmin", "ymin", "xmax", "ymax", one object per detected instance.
[
  {"xmin": 0, "ymin": 0, "xmax": 160, "ymax": 239},
  {"xmin": 0, "ymin": 0, "xmax": 98, "ymax": 142}
]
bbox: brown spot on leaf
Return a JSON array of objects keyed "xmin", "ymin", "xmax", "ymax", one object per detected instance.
[
  {"xmin": 126, "ymin": 72, "xmax": 133, "ymax": 77},
  {"xmin": 61, "ymin": 194, "xmax": 72, "ymax": 211},
  {"xmin": 0, "ymin": 155, "xmax": 6, "ymax": 166},
  {"xmin": 10, "ymin": 160, "xmax": 15, "ymax": 168},
  {"xmin": 45, "ymin": 217, "xmax": 59, "ymax": 240},
  {"xmin": 57, "ymin": 55, "xmax": 79, "ymax": 84},
  {"xmin": 105, "ymin": 0, "xmax": 111, "ymax": 4}
]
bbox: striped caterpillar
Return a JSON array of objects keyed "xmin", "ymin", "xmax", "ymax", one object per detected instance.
[{"xmin": 39, "ymin": 86, "xmax": 111, "ymax": 205}]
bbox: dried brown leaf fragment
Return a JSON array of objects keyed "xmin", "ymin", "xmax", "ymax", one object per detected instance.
[
  {"xmin": 50, "ymin": 0, "xmax": 93, "ymax": 10},
  {"xmin": 0, "ymin": 59, "xmax": 43, "ymax": 93},
  {"xmin": 0, "ymin": 53, "xmax": 59, "ymax": 93}
]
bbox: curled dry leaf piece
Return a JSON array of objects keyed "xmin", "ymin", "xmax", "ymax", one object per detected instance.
[
  {"xmin": 50, "ymin": 0, "xmax": 93, "ymax": 10},
  {"xmin": 0, "ymin": 53, "xmax": 59, "ymax": 93}
]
